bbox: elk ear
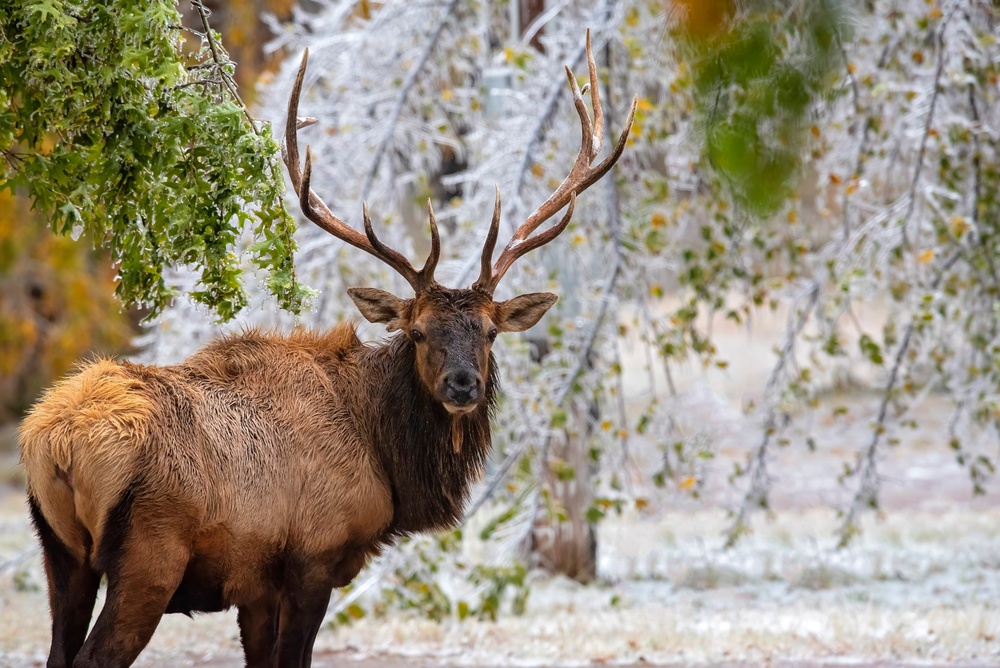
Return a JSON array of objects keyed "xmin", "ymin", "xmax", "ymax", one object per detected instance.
[
  {"xmin": 495, "ymin": 293, "xmax": 558, "ymax": 333},
  {"xmin": 348, "ymin": 287, "xmax": 408, "ymax": 331}
]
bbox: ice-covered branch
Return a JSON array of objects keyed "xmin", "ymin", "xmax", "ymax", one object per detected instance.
[
  {"xmin": 900, "ymin": 0, "xmax": 957, "ymax": 247},
  {"xmin": 723, "ymin": 282, "xmax": 820, "ymax": 548},
  {"xmin": 835, "ymin": 251, "xmax": 961, "ymax": 547},
  {"xmin": 0, "ymin": 547, "xmax": 39, "ymax": 577},
  {"xmin": 360, "ymin": 0, "xmax": 461, "ymax": 200}
]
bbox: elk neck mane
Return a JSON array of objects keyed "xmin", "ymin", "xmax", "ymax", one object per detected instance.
[{"xmin": 350, "ymin": 332, "xmax": 498, "ymax": 537}]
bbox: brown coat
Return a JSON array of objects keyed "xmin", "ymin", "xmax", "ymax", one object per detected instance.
[{"xmin": 20, "ymin": 325, "xmax": 494, "ymax": 613}]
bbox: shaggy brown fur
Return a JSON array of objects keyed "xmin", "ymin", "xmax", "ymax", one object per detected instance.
[{"xmin": 19, "ymin": 284, "xmax": 552, "ymax": 668}]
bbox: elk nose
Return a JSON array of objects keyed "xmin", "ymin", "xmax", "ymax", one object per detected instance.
[{"xmin": 444, "ymin": 370, "xmax": 480, "ymax": 405}]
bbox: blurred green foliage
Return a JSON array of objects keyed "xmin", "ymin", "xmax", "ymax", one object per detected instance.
[{"xmin": 674, "ymin": 0, "xmax": 848, "ymax": 215}]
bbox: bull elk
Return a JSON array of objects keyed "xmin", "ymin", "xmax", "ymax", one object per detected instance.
[{"xmin": 19, "ymin": 31, "xmax": 635, "ymax": 668}]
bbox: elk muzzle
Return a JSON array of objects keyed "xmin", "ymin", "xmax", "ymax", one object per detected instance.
[{"xmin": 440, "ymin": 369, "xmax": 484, "ymax": 413}]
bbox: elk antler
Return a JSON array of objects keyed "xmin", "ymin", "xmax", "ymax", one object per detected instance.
[
  {"xmin": 283, "ymin": 50, "xmax": 440, "ymax": 293},
  {"xmin": 472, "ymin": 30, "xmax": 637, "ymax": 295}
]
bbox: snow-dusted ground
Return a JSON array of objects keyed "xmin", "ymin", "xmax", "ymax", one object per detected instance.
[
  {"xmin": 2, "ymin": 484, "xmax": 998, "ymax": 667},
  {"xmin": 1, "ymin": 306, "xmax": 998, "ymax": 667}
]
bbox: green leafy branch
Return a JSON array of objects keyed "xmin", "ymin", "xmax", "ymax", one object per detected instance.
[{"xmin": 0, "ymin": 0, "xmax": 308, "ymax": 320}]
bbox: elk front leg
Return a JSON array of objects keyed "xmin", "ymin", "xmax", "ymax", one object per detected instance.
[
  {"xmin": 274, "ymin": 555, "xmax": 337, "ymax": 668},
  {"xmin": 238, "ymin": 595, "xmax": 279, "ymax": 668},
  {"xmin": 275, "ymin": 585, "xmax": 332, "ymax": 668},
  {"xmin": 275, "ymin": 550, "xmax": 368, "ymax": 668}
]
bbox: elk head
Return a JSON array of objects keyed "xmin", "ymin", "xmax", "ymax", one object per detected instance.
[{"xmin": 282, "ymin": 31, "xmax": 636, "ymax": 416}]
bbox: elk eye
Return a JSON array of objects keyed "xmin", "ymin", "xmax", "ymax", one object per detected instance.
[
  {"xmin": 411, "ymin": 329, "xmax": 424, "ymax": 342},
  {"xmin": 487, "ymin": 328, "xmax": 498, "ymax": 342}
]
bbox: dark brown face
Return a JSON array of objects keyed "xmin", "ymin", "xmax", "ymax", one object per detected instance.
[{"xmin": 348, "ymin": 286, "xmax": 557, "ymax": 413}]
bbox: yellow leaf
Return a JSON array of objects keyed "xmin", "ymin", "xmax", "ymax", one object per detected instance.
[
  {"xmin": 601, "ymin": 419, "xmax": 613, "ymax": 432},
  {"xmin": 625, "ymin": 6, "xmax": 640, "ymax": 26},
  {"xmin": 441, "ymin": 89, "xmax": 454, "ymax": 101},
  {"xmin": 650, "ymin": 284, "xmax": 664, "ymax": 298},
  {"xmin": 635, "ymin": 498, "xmax": 650, "ymax": 510},
  {"xmin": 651, "ymin": 212, "xmax": 667, "ymax": 228},
  {"xmin": 949, "ymin": 216, "xmax": 970, "ymax": 237},
  {"xmin": 530, "ymin": 163, "xmax": 544, "ymax": 178},
  {"xmin": 679, "ymin": 476, "xmax": 697, "ymax": 491},
  {"xmin": 918, "ymin": 249, "xmax": 935, "ymax": 263},
  {"xmin": 637, "ymin": 97, "xmax": 654, "ymax": 112},
  {"xmin": 787, "ymin": 209, "xmax": 798, "ymax": 224}
]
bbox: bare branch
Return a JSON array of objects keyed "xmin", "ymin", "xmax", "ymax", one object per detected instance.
[
  {"xmin": 361, "ymin": 0, "xmax": 461, "ymax": 201},
  {"xmin": 190, "ymin": 0, "xmax": 259, "ymax": 134},
  {"xmin": 836, "ymin": 251, "xmax": 961, "ymax": 547},
  {"xmin": 900, "ymin": 0, "xmax": 958, "ymax": 247},
  {"xmin": 0, "ymin": 547, "xmax": 39, "ymax": 577},
  {"xmin": 723, "ymin": 282, "xmax": 820, "ymax": 548}
]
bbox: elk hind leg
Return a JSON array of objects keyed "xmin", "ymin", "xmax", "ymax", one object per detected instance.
[
  {"xmin": 28, "ymin": 496, "xmax": 100, "ymax": 668},
  {"xmin": 73, "ymin": 502, "xmax": 190, "ymax": 668}
]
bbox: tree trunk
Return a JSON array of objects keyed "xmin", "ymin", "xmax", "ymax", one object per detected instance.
[
  {"xmin": 518, "ymin": 0, "xmax": 547, "ymax": 51},
  {"xmin": 526, "ymin": 341, "xmax": 598, "ymax": 583}
]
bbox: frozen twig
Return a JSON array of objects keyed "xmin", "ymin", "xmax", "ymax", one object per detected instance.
[
  {"xmin": 723, "ymin": 282, "xmax": 820, "ymax": 548},
  {"xmin": 836, "ymin": 251, "xmax": 961, "ymax": 547},
  {"xmin": 325, "ymin": 545, "xmax": 399, "ymax": 620},
  {"xmin": 0, "ymin": 547, "xmax": 39, "ymax": 577},
  {"xmin": 900, "ymin": 0, "xmax": 957, "ymax": 247},
  {"xmin": 361, "ymin": 0, "xmax": 461, "ymax": 200},
  {"xmin": 190, "ymin": 0, "xmax": 259, "ymax": 133},
  {"xmin": 836, "ymin": 26, "xmax": 872, "ymax": 238}
]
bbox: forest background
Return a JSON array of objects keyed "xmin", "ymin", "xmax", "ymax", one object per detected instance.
[{"xmin": 1, "ymin": 0, "xmax": 998, "ymax": 664}]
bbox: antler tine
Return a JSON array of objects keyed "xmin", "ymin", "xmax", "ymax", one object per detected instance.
[
  {"xmin": 420, "ymin": 199, "xmax": 441, "ymax": 286},
  {"xmin": 487, "ymin": 193, "xmax": 576, "ymax": 293},
  {"xmin": 284, "ymin": 50, "xmax": 436, "ymax": 294},
  {"xmin": 297, "ymin": 146, "xmax": 363, "ymax": 250},
  {"xmin": 585, "ymin": 30, "xmax": 603, "ymax": 161},
  {"xmin": 283, "ymin": 51, "xmax": 313, "ymax": 196},
  {"xmin": 472, "ymin": 187, "xmax": 502, "ymax": 293},
  {"xmin": 477, "ymin": 30, "xmax": 637, "ymax": 295},
  {"xmin": 361, "ymin": 202, "xmax": 424, "ymax": 292}
]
